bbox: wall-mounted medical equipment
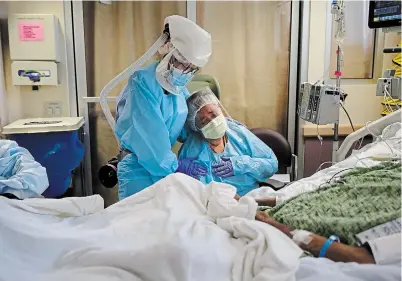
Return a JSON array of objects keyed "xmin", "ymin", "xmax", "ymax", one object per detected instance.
[
  {"xmin": 368, "ymin": 1, "xmax": 401, "ymax": 111},
  {"xmin": 8, "ymin": 14, "xmax": 61, "ymax": 85},
  {"xmin": 368, "ymin": 0, "xmax": 401, "ymax": 30},
  {"xmin": 11, "ymin": 61, "xmax": 58, "ymax": 86},
  {"xmin": 376, "ymin": 69, "xmax": 401, "ymax": 100},
  {"xmin": 298, "ymin": 83, "xmax": 341, "ymax": 125}
]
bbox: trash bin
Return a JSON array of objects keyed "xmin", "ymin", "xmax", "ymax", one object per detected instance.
[{"xmin": 2, "ymin": 117, "xmax": 85, "ymax": 198}]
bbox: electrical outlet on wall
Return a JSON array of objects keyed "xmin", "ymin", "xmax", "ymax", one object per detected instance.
[{"xmin": 44, "ymin": 102, "xmax": 62, "ymax": 117}]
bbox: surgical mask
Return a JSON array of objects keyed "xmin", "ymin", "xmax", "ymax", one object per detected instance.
[
  {"xmin": 200, "ymin": 114, "xmax": 228, "ymax": 140},
  {"xmin": 167, "ymin": 67, "xmax": 193, "ymax": 87}
]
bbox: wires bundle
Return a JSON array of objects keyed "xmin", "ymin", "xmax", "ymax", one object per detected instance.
[{"xmin": 382, "ymin": 41, "xmax": 401, "ymax": 116}]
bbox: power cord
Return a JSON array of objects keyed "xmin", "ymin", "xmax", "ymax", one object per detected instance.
[
  {"xmin": 316, "ymin": 161, "xmax": 336, "ymax": 173},
  {"xmin": 340, "ymin": 103, "xmax": 355, "ymax": 131},
  {"xmin": 338, "ymin": 99, "xmax": 362, "ymax": 151},
  {"xmin": 384, "ymin": 85, "xmax": 400, "ymax": 110}
]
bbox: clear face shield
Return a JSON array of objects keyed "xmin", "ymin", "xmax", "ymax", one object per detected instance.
[
  {"xmin": 99, "ymin": 15, "xmax": 211, "ymax": 145},
  {"xmin": 170, "ymin": 50, "xmax": 200, "ymax": 75},
  {"xmin": 187, "ymin": 87, "xmax": 232, "ymax": 140},
  {"xmin": 156, "ymin": 49, "xmax": 199, "ymax": 94}
]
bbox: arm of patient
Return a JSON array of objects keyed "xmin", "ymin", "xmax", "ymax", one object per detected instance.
[
  {"xmin": 255, "ymin": 197, "xmax": 276, "ymax": 207},
  {"xmin": 255, "ymin": 211, "xmax": 375, "ymax": 264},
  {"xmin": 234, "ymin": 195, "xmax": 277, "ymax": 207}
]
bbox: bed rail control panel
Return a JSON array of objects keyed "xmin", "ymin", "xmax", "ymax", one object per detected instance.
[{"xmin": 298, "ymin": 83, "xmax": 341, "ymax": 125}]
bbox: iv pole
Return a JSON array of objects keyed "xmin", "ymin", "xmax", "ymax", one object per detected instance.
[
  {"xmin": 331, "ymin": 0, "xmax": 344, "ymax": 161},
  {"xmin": 332, "ymin": 47, "xmax": 341, "ymax": 161}
]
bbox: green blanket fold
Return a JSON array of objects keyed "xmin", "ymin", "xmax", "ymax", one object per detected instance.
[{"xmin": 267, "ymin": 161, "xmax": 401, "ymax": 245}]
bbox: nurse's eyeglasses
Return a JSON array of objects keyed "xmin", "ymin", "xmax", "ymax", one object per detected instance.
[{"xmin": 169, "ymin": 54, "xmax": 199, "ymax": 75}]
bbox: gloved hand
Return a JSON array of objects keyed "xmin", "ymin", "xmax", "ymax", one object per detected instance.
[
  {"xmin": 212, "ymin": 157, "xmax": 234, "ymax": 178},
  {"xmin": 176, "ymin": 158, "xmax": 207, "ymax": 179}
]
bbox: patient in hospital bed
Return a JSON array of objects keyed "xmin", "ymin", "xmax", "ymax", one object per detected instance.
[
  {"xmin": 178, "ymin": 87, "xmax": 278, "ymax": 196},
  {"xmin": 254, "ymin": 160, "xmax": 401, "ymax": 265},
  {"xmin": 256, "ymin": 210, "xmax": 400, "ymax": 265}
]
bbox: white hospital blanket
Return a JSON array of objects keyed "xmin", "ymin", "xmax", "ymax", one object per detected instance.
[
  {"xmin": 296, "ymin": 257, "xmax": 401, "ymax": 281},
  {"xmin": 0, "ymin": 173, "xmax": 302, "ymax": 281},
  {"xmin": 248, "ymin": 122, "xmax": 402, "ymax": 203}
]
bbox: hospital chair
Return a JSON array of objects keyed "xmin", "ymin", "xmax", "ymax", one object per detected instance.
[
  {"xmin": 187, "ymin": 74, "xmax": 221, "ymax": 98},
  {"xmin": 250, "ymin": 128, "xmax": 297, "ymax": 189}
]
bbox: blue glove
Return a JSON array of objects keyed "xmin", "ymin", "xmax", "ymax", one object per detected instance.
[
  {"xmin": 176, "ymin": 158, "xmax": 207, "ymax": 179},
  {"xmin": 212, "ymin": 157, "xmax": 234, "ymax": 178}
]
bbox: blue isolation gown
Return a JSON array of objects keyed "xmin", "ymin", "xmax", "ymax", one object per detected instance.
[
  {"xmin": 0, "ymin": 140, "xmax": 48, "ymax": 199},
  {"xmin": 115, "ymin": 62, "xmax": 189, "ymax": 199},
  {"xmin": 178, "ymin": 120, "xmax": 278, "ymax": 196}
]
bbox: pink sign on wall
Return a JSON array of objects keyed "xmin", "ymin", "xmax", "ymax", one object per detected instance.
[{"xmin": 19, "ymin": 21, "xmax": 44, "ymax": 41}]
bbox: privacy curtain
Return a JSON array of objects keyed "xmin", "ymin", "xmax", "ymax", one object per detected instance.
[
  {"xmin": 197, "ymin": 1, "xmax": 292, "ymax": 133},
  {"xmin": 84, "ymin": 1, "xmax": 292, "ymax": 205},
  {"xmin": 0, "ymin": 28, "xmax": 8, "ymax": 129},
  {"xmin": 84, "ymin": 1, "xmax": 186, "ymax": 206}
]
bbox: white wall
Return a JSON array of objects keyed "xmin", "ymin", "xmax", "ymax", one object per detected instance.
[
  {"xmin": 1, "ymin": 1, "xmax": 73, "ymax": 124},
  {"xmin": 308, "ymin": 0, "xmax": 383, "ymax": 126}
]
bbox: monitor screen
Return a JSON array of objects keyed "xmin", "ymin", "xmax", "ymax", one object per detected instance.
[{"xmin": 368, "ymin": 0, "xmax": 402, "ymax": 28}]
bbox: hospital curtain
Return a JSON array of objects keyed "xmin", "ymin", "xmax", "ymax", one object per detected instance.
[
  {"xmin": 83, "ymin": 1, "xmax": 186, "ymax": 206},
  {"xmin": 0, "ymin": 28, "xmax": 7, "ymax": 129},
  {"xmin": 196, "ymin": 1, "xmax": 292, "ymax": 134}
]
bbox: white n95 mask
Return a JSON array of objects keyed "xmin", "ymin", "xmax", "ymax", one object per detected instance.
[{"xmin": 200, "ymin": 114, "xmax": 228, "ymax": 140}]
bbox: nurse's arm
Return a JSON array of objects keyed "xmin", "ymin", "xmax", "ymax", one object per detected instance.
[{"xmin": 117, "ymin": 75, "xmax": 179, "ymax": 177}]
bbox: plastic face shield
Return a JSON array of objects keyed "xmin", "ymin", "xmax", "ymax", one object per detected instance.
[
  {"xmin": 156, "ymin": 48, "xmax": 196, "ymax": 93},
  {"xmin": 186, "ymin": 87, "xmax": 231, "ymax": 132},
  {"xmin": 99, "ymin": 15, "xmax": 211, "ymax": 145},
  {"xmin": 170, "ymin": 51, "xmax": 199, "ymax": 75},
  {"xmin": 195, "ymin": 104, "xmax": 223, "ymax": 129}
]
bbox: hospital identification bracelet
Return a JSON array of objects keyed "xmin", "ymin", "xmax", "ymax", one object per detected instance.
[{"xmin": 319, "ymin": 235, "xmax": 340, "ymax": 258}]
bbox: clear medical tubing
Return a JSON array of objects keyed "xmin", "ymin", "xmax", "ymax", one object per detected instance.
[{"xmin": 99, "ymin": 33, "xmax": 169, "ymax": 145}]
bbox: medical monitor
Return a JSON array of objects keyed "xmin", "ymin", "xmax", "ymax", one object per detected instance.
[{"xmin": 368, "ymin": 0, "xmax": 402, "ymax": 29}]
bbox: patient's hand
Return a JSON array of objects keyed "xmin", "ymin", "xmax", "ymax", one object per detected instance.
[
  {"xmin": 255, "ymin": 212, "xmax": 293, "ymax": 238},
  {"xmin": 255, "ymin": 211, "xmax": 270, "ymax": 222}
]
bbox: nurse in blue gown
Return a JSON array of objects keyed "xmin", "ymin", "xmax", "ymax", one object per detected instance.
[{"xmin": 115, "ymin": 16, "xmax": 212, "ymax": 200}]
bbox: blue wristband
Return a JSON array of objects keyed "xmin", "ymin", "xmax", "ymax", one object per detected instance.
[{"xmin": 319, "ymin": 235, "xmax": 340, "ymax": 258}]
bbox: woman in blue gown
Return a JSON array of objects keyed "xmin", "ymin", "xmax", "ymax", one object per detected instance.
[{"xmin": 179, "ymin": 87, "xmax": 278, "ymax": 196}]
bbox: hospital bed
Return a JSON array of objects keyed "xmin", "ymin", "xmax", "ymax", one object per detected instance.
[{"xmin": 248, "ymin": 110, "xmax": 402, "ymax": 202}]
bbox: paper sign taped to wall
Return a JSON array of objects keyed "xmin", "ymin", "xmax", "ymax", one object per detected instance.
[{"xmin": 19, "ymin": 21, "xmax": 44, "ymax": 41}]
